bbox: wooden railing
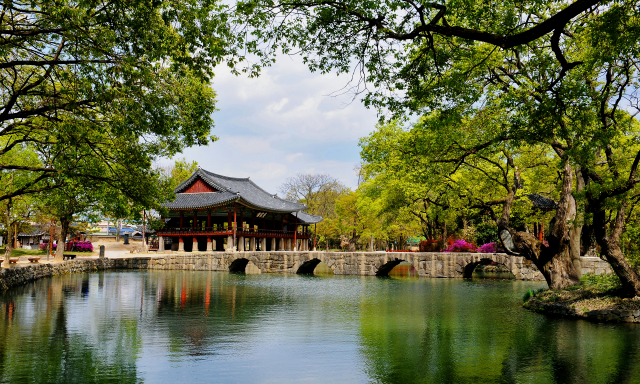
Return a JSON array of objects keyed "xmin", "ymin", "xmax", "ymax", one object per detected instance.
[{"xmin": 156, "ymin": 227, "xmax": 311, "ymax": 238}]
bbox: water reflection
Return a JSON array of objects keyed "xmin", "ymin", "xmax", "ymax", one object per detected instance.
[{"xmin": 0, "ymin": 272, "xmax": 638, "ymax": 383}]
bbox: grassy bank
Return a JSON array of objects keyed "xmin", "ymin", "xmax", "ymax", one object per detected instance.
[{"xmin": 523, "ymin": 273, "xmax": 640, "ymax": 322}]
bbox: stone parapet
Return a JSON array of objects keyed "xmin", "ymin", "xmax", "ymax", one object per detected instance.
[{"xmin": 0, "ymin": 252, "xmax": 616, "ymax": 291}]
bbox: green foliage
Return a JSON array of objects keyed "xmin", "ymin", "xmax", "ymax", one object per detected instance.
[
  {"xmin": 621, "ymin": 218, "xmax": 640, "ymax": 271},
  {"xmin": 166, "ymin": 158, "xmax": 200, "ymax": 192},
  {"xmin": 580, "ymin": 273, "xmax": 623, "ymax": 293},
  {"xmin": 1, "ymin": 0, "xmax": 224, "ymax": 209},
  {"xmin": 522, "ymin": 287, "xmax": 547, "ymax": 303},
  {"xmin": 475, "ymin": 223, "xmax": 500, "ymax": 245}
]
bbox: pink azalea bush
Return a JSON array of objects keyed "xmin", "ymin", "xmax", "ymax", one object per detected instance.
[
  {"xmin": 477, "ymin": 242, "xmax": 504, "ymax": 253},
  {"xmin": 67, "ymin": 241, "xmax": 93, "ymax": 252},
  {"xmin": 443, "ymin": 239, "xmax": 477, "ymax": 253}
]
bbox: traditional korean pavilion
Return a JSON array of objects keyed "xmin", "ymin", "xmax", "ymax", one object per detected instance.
[{"xmin": 156, "ymin": 168, "xmax": 322, "ymax": 252}]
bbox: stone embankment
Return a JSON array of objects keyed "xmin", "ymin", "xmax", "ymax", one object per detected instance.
[
  {"xmin": 524, "ymin": 299, "xmax": 640, "ymax": 323},
  {"xmin": 0, "ymin": 251, "xmax": 613, "ymax": 292},
  {"xmin": 0, "ymin": 259, "xmax": 112, "ymax": 291}
]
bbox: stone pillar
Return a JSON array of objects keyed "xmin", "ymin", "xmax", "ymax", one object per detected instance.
[
  {"xmin": 261, "ymin": 238, "xmax": 267, "ymax": 251},
  {"xmin": 158, "ymin": 236, "xmax": 165, "ymax": 253},
  {"xmin": 178, "ymin": 237, "xmax": 184, "ymax": 252},
  {"xmin": 192, "ymin": 237, "xmax": 198, "ymax": 252},
  {"xmin": 271, "ymin": 238, "xmax": 276, "ymax": 252},
  {"xmin": 238, "ymin": 236, "xmax": 245, "ymax": 252},
  {"xmin": 277, "ymin": 238, "xmax": 284, "ymax": 251},
  {"xmin": 99, "ymin": 245, "xmax": 105, "ymax": 258},
  {"xmin": 250, "ymin": 237, "xmax": 256, "ymax": 251},
  {"xmin": 227, "ymin": 235, "xmax": 233, "ymax": 251},
  {"xmin": 206, "ymin": 236, "xmax": 213, "ymax": 251}
]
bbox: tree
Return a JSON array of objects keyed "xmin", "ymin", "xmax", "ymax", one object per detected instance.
[
  {"xmin": 232, "ymin": 0, "xmax": 640, "ymax": 294},
  {"xmin": 159, "ymin": 158, "xmax": 200, "ymax": 192},
  {"xmin": 1, "ymin": 1, "xmax": 224, "ymax": 206},
  {"xmin": 228, "ymin": 0, "xmax": 629, "ymax": 114},
  {"xmin": 360, "ymin": 109, "xmax": 585, "ymax": 289},
  {"xmin": 278, "ymin": 173, "xmax": 347, "ymax": 250}
]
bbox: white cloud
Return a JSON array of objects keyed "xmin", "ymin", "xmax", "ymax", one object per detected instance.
[
  {"xmin": 286, "ymin": 153, "xmax": 303, "ymax": 162},
  {"xmin": 174, "ymin": 55, "xmax": 378, "ymax": 193}
]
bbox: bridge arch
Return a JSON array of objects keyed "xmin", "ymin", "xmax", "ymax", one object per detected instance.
[
  {"xmin": 296, "ymin": 258, "xmax": 334, "ymax": 275},
  {"xmin": 229, "ymin": 258, "xmax": 261, "ymax": 274},
  {"xmin": 458, "ymin": 254, "xmax": 514, "ymax": 279},
  {"xmin": 376, "ymin": 259, "xmax": 418, "ymax": 278}
]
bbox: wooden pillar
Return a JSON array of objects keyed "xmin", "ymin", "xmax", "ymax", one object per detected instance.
[
  {"xmin": 193, "ymin": 210, "xmax": 198, "ymax": 229},
  {"xmin": 227, "ymin": 210, "xmax": 233, "ymax": 230},
  {"xmin": 293, "ymin": 213, "xmax": 298, "ymax": 251},
  {"xmin": 251, "ymin": 213, "xmax": 255, "ymax": 233},
  {"xmin": 207, "ymin": 210, "xmax": 212, "ymax": 230},
  {"xmin": 233, "ymin": 204, "xmax": 237, "ymax": 250},
  {"xmin": 180, "ymin": 211, "xmax": 184, "ymax": 228}
]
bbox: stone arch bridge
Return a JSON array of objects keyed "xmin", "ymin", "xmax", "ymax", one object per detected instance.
[{"xmin": 117, "ymin": 251, "xmax": 611, "ymax": 280}]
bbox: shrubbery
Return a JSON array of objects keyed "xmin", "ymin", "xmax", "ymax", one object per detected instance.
[
  {"xmin": 475, "ymin": 223, "xmax": 500, "ymax": 246},
  {"xmin": 443, "ymin": 239, "xmax": 476, "ymax": 252},
  {"xmin": 66, "ymin": 241, "xmax": 93, "ymax": 252},
  {"xmin": 477, "ymin": 242, "xmax": 504, "ymax": 253},
  {"xmin": 580, "ymin": 273, "xmax": 622, "ymax": 292}
]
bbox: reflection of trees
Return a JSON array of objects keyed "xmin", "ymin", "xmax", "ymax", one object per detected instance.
[
  {"xmin": 357, "ymin": 280, "xmax": 640, "ymax": 384},
  {"xmin": 0, "ymin": 273, "xmax": 140, "ymax": 383},
  {"xmin": 0, "ymin": 272, "xmax": 639, "ymax": 382}
]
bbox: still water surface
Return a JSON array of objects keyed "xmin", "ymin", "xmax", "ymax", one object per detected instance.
[{"xmin": 0, "ymin": 271, "xmax": 639, "ymax": 383}]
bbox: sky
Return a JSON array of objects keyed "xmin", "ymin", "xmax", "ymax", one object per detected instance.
[{"xmin": 159, "ymin": 55, "xmax": 380, "ymax": 194}]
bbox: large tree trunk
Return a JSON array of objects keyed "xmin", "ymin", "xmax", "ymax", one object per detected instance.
[
  {"xmin": 569, "ymin": 167, "xmax": 585, "ymax": 278},
  {"xmin": 2, "ymin": 201, "xmax": 13, "ymax": 268},
  {"xmin": 2, "ymin": 222, "xmax": 12, "ymax": 268},
  {"xmin": 592, "ymin": 203, "xmax": 640, "ymax": 297},
  {"xmin": 54, "ymin": 217, "xmax": 70, "ymax": 262},
  {"xmin": 499, "ymin": 161, "xmax": 580, "ymax": 289},
  {"xmin": 347, "ymin": 230, "xmax": 359, "ymax": 252}
]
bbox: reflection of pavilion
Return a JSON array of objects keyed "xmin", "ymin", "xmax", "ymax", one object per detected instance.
[{"xmin": 157, "ymin": 168, "xmax": 322, "ymax": 252}]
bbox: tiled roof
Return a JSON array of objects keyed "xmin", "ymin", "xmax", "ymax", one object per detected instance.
[
  {"xmin": 163, "ymin": 191, "xmax": 238, "ymax": 210},
  {"xmin": 295, "ymin": 211, "xmax": 323, "ymax": 224},
  {"xmin": 166, "ymin": 168, "xmax": 308, "ymax": 213},
  {"xmin": 17, "ymin": 227, "xmax": 45, "ymax": 237},
  {"xmin": 527, "ymin": 194, "xmax": 558, "ymax": 210}
]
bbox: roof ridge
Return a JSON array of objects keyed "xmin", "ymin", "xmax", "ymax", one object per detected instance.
[
  {"xmin": 201, "ymin": 169, "xmax": 250, "ymax": 181},
  {"xmin": 244, "ymin": 178, "xmax": 307, "ymax": 209}
]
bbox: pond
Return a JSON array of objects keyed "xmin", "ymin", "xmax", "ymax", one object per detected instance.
[{"xmin": 0, "ymin": 271, "xmax": 638, "ymax": 383}]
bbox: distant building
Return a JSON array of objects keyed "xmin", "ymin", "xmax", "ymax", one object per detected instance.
[
  {"xmin": 17, "ymin": 226, "xmax": 47, "ymax": 250},
  {"xmin": 157, "ymin": 168, "xmax": 322, "ymax": 252}
]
